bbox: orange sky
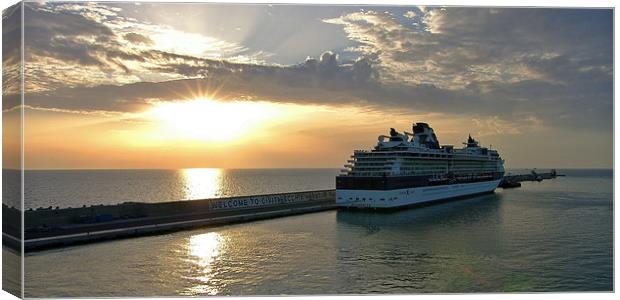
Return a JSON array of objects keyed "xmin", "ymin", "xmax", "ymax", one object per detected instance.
[{"xmin": 5, "ymin": 99, "xmax": 609, "ymax": 170}]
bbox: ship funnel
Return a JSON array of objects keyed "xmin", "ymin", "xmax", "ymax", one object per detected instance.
[
  {"xmin": 466, "ymin": 134, "xmax": 479, "ymax": 148},
  {"xmin": 412, "ymin": 122, "xmax": 440, "ymax": 149}
]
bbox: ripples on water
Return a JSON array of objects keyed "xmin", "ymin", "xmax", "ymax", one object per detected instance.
[
  {"xmin": 20, "ymin": 169, "xmax": 612, "ymax": 296},
  {"xmin": 24, "ymin": 168, "xmax": 340, "ymax": 209}
]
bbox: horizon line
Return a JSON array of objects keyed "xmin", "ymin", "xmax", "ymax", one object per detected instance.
[{"xmin": 3, "ymin": 167, "xmax": 614, "ymax": 171}]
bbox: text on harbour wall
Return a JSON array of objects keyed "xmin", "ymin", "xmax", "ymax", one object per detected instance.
[{"xmin": 208, "ymin": 191, "xmax": 333, "ymax": 210}]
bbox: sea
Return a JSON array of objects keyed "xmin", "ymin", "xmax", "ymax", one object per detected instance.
[{"xmin": 4, "ymin": 168, "xmax": 613, "ymax": 296}]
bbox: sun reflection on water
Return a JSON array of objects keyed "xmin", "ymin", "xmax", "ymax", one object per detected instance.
[
  {"xmin": 182, "ymin": 168, "xmax": 223, "ymax": 200},
  {"xmin": 180, "ymin": 169, "xmax": 227, "ymax": 295},
  {"xmin": 183, "ymin": 232, "xmax": 226, "ymax": 296}
]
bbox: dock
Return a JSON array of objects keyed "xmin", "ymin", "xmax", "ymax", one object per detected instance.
[
  {"xmin": 499, "ymin": 169, "xmax": 560, "ymax": 188},
  {"xmin": 4, "ymin": 170, "xmax": 562, "ymax": 252}
]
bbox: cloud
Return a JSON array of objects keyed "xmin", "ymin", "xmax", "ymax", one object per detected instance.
[
  {"xmin": 324, "ymin": 8, "xmax": 612, "ymax": 88},
  {"xmin": 9, "ymin": 4, "xmax": 612, "ymax": 134},
  {"xmin": 20, "ymin": 2, "xmax": 261, "ymax": 92},
  {"xmin": 403, "ymin": 11, "xmax": 416, "ymax": 19},
  {"xmin": 123, "ymin": 32, "xmax": 153, "ymax": 45},
  {"xmin": 321, "ymin": 8, "xmax": 612, "ymax": 130},
  {"xmin": 2, "ymin": 3, "xmax": 22, "ymax": 109},
  {"xmin": 18, "ymin": 51, "xmax": 382, "ymax": 113}
]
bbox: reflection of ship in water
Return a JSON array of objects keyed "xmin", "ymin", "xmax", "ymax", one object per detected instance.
[
  {"xmin": 336, "ymin": 193, "xmax": 502, "ymax": 234},
  {"xmin": 332, "ymin": 192, "xmax": 506, "ymax": 293}
]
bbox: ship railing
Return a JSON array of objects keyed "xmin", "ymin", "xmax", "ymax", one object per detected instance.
[
  {"xmin": 367, "ymin": 151, "xmax": 497, "ymax": 161},
  {"xmin": 450, "ymin": 168, "xmax": 500, "ymax": 172}
]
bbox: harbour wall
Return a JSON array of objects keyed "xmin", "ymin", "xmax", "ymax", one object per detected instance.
[
  {"xmin": 23, "ymin": 190, "xmax": 335, "ymax": 251},
  {"xmin": 25, "ymin": 190, "xmax": 334, "ymax": 228},
  {"xmin": 499, "ymin": 171, "xmax": 558, "ymax": 187}
]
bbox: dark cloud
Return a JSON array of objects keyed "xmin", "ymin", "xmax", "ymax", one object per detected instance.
[
  {"xmin": 2, "ymin": 3, "xmax": 22, "ymax": 66},
  {"xmin": 326, "ymin": 8, "xmax": 612, "ymax": 87},
  {"xmin": 352, "ymin": 57, "xmax": 376, "ymax": 83},
  {"xmin": 18, "ymin": 56, "xmax": 609, "ymax": 132},
  {"xmin": 20, "ymin": 51, "xmax": 381, "ymax": 112},
  {"xmin": 2, "ymin": 3, "xmax": 22, "ymax": 110},
  {"xmin": 10, "ymin": 4, "xmax": 613, "ymax": 133},
  {"xmin": 24, "ymin": 3, "xmax": 116, "ymax": 66},
  {"xmin": 123, "ymin": 32, "xmax": 154, "ymax": 45},
  {"xmin": 321, "ymin": 7, "xmax": 612, "ymax": 130}
]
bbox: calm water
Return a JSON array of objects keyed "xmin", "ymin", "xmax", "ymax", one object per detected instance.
[
  {"xmin": 24, "ymin": 168, "xmax": 339, "ymax": 209},
  {"xmin": 18, "ymin": 169, "xmax": 613, "ymax": 296}
]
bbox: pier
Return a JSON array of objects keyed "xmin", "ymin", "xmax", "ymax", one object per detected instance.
[
  {"xmin": 15, "ymin": 190, "xmax": 335, "ymax": 251},
  {"xmin": 4, "ymin": 170, "xmax": 561, "ymax": 252},
  {"xmin": 499, "ymin": 169, "xmax": 561, "ymax": 188}
]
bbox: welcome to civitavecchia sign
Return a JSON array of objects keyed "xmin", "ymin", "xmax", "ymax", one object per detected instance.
[{"xmin": 208, "ymin": 191, "xmax": 331, "ymax": 211}]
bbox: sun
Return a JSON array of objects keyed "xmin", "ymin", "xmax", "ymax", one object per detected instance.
[{"xmin": 146, "ymin": 98, "xmax": 280, "ymax": 142}]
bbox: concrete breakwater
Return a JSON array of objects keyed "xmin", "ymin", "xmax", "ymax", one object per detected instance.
[
  {"xmin": 22, "ymin": 190, "xmax": 335, "ymax": 251},
  {"xmin": 499, "ymin": 170, "xmax": 560, "ymax": 188}
]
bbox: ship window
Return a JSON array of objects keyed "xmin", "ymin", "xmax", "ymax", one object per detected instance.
[{"xmin": 380, "ymin": 198, "xmax": 385, "ymax": 201}]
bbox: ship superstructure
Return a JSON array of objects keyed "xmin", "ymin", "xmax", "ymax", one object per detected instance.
[{"xmin": 336, "ymin": 123, "xmax": 504, "ymax": 208}]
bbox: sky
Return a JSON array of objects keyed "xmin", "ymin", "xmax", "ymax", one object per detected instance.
[{"xmin": 2, "ymin": 2, "xmax": 613, "ymax": 169}]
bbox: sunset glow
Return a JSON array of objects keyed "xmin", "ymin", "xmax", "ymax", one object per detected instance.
[
  {"xmin": 6, "ymin": 3, "xmax": 611, "ymax": 169},
  {"xmin": 145, "ymin": 99, "xmax": 281, "ymax": 142}
]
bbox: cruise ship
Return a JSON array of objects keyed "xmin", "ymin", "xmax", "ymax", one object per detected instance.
[{"xmin": 336, "ymin": 123, "xmax": 504, "ymax": 209}]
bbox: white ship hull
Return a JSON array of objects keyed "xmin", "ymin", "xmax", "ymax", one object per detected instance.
[{"xmin": 336, "ymin": 179, "xmax": 502, "ymax": 209}]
